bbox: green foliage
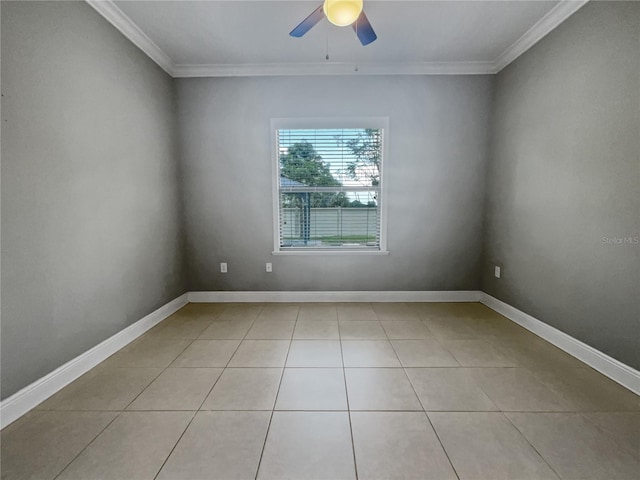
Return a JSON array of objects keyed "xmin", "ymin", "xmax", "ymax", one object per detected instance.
[
  {"xmin": 280, "ymin": 141, "xmax": 345, "ymax": 208},
  {"xmin": 342, "ymin": 128, "xmax": 381, "ymax": 187},
  {"xmin": 347, "ymin": 200, "xmax": 377, "ymax": 208},
  {"xmin": 280, "ymin": 142, "xmax": 340, "ymax": 187},
  {"xmin": 279, "ymin": 137, "xmax": 381, "ymax": 209}
]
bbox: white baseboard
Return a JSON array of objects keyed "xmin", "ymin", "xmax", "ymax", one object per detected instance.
[
  {"xmin": 481, "ymin": 293, "xmax": 640, "ymax": 396},
  {"xmin": 187, "ymin": 290, "xmax": 483, "ymax": 303},
  {"xmin": 4, "ymin": 290, "xmax": 637, "ymax": 429},
  {"xmin": 0, "ymin": 293, "xmax": 188, "ymax": 429}
]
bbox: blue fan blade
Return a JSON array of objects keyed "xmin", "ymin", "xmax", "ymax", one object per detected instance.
[
  {"xmin": 352, "ymin": 11, "xmax": 377, "ymax": 45},
  {"xmin": 290, "ymin": 5, "xmax": 325, "ymax": 37}
]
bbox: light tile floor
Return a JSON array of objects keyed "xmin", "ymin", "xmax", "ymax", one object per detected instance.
[{"xmin": 2, "ymin": 302, "xmax": 639, "ymax": 480}]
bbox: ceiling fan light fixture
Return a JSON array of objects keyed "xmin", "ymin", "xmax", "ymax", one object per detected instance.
[{"xmin": 323, "ymin": 0, "xmax": 363, "ymax": 27}]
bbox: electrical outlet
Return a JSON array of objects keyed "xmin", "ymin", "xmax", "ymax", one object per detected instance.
[
  {"xmin": 220, "ymin": 262, "xmax": 227, "ymax": 273},
  {"xmin": 494, "ymin": 265, "xmax": 501, "ymax": 278},
  {"xmin": 266, "ymin": 262, "xmax": 272, "ymax": 273}
]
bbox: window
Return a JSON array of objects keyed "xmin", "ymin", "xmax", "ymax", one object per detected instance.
[{"xmin": 272, "ymin": 118, "xmax": 388, "ymax": 254}]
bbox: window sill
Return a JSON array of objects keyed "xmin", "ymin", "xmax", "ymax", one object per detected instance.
[{"xmin": 272, "ymin": 250, "xmax": 390, "ymax": 256}]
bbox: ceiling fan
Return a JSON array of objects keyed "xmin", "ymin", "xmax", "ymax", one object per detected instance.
[{"xmin": 290, "ymin": 0, "xmax": 377, "ymax": 46}]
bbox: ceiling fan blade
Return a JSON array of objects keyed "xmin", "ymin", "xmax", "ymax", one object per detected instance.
[
  {"xmin": 290, "ymin": 5, "xmax": 325, "ymax": 38},
  {"xmin": 352, "ymin": 11, "xmax": 377, "ymax": 46}
]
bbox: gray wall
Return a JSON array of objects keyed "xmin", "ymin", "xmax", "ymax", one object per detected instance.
[
  {"xmin": 177, "ymin": 75, "xmax": 493, "ymax": 292},
  {"xmin": 482, "ymin": 1, "xmax": 640, "ymax": 369},
  {"xmin": 1, "ymin": 1, "xmax": 187, "ymax": 399},
  {"xmin": 3, "ymin": 0, "xmax": 637, "ymax": 401}
]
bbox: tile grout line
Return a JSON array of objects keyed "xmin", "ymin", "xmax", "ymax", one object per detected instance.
[
  {"xmin": 118, "ymin": 307, "xmax": 227, "ymax": 410},
  {"xmin": 151, "ymin": 304, "xmax": 263, "ymax": 480},
  {"xmin": 198, "ymin": 305, "xmax": 263, "ymax": 408},
  {"xmin": 150, "ymin": 410, "xmax": 198, "ymax": 480},
  {"xmin": 584, "ymin": 411, "xmax": 640, "ymax": 462},
  {"xmin": 127, "ymin": 306, "xmax": 238, "ymax": 410},
  {"xmin": 418, "ymin": 318, "xmax": 465, "ymax": 364},
  {"xmin": 51, "ymin": 307, "xmax": 219, "ymax": 480},
  {"xmin": 115, "ymin": 364, "xmax": 579, "ymax": 368},
  {"xmin": 387, "ymin": 330, "xmax": 463, "ymax": 480},
  {"xmin": 578, "ymin": 411, "xmax": 640, "ymax": 458},
  {"xmin": 34, "ymin": 407, "xmax": 636, "ymax": 413},
  {"xmin": 51, "ymin": 412, "xmax": 122, "ymax": 480},
  {"xmin": 394, "ymin": 308, "xmax": 596, "ymax": 479},
  {"xmin": 338, "ymin": 306, "xmax": 360, "ymax": 480},
  {"xmin": 253, "ymin": 306, "xmax": 299, "ymax": 480},
  {"xmin": 15, "ymin": 303, "xmax": 639, "ymax": 479},
  {"xmin": 349, "ymin": 316, "xmax": 460, "ymax": 480},
  {"xmin": 502, "ymin": 412, "xmax": 563, "ymax": 480},
  {"xmin": 120, "ymin": 340, "xmax": 197, "ymax": 411}
]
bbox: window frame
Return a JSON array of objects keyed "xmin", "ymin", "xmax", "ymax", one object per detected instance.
[{"xmin": 271, "ymin": 117, "xmax": 389, "ymax": 255}]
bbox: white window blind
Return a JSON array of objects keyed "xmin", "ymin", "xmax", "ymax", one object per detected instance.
[{"xmin": 274, "ymin": 127, "xmax": 384, "ymax": 252}]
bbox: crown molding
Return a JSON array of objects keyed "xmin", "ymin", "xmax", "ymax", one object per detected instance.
[
  {"xmin": 85, "ymin": 0, "xmax": 587, "ymax": 78},
  {"xmin": 493, "ymin": 0, "xmax": 589, "ymax": 73},
  {"xmin": 172, "ymin": 61, "xmax": 496, "ymax": 78},
  {"xmin": 85, "ymin": 0, "xmax": 175, "ymax": 76}
]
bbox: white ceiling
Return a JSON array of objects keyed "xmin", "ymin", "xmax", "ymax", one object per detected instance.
[{"xmin": 89, "ymin": 0, "xmax": 588, "ymax": 76}]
